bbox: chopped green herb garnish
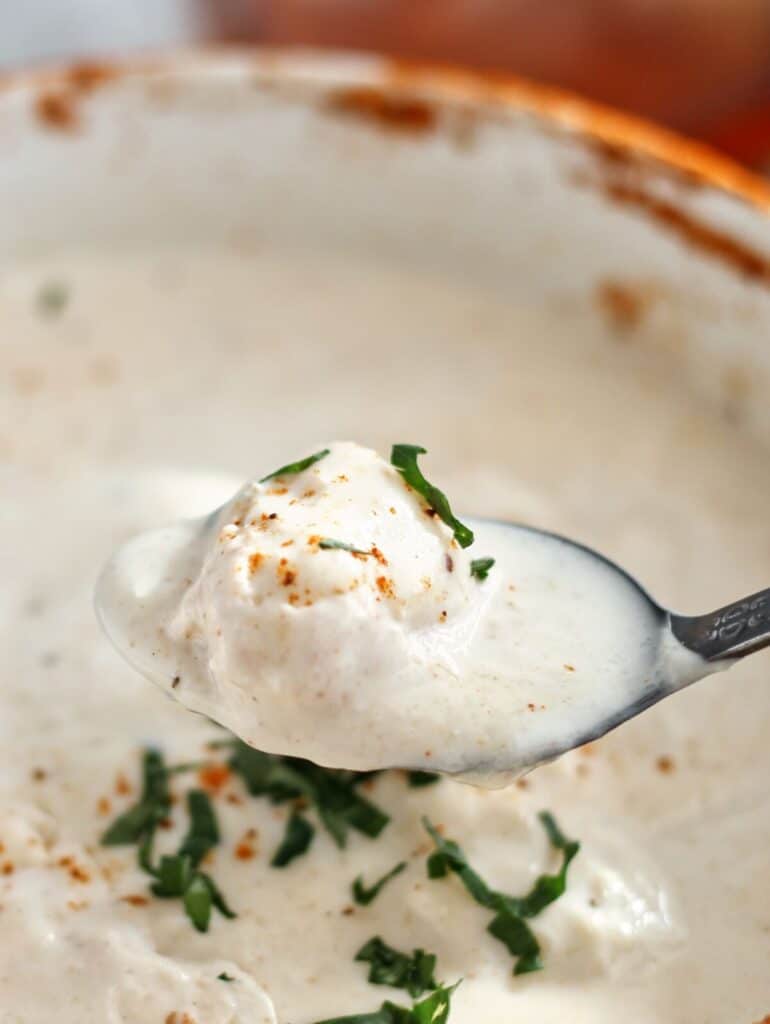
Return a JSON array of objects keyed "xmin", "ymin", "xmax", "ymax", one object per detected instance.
[
  {"xmin": 507, "ymin": 811, "xmax": 580, "ymax": 918},
  {"xmin": 37, "ymin": 280, "xmax": 69, "ymax": 317},
  {"xmin": 355, "ymin": 937, "xmax": 438, "ymax": 997},
  {"xmin": 352, "ymin": 861, "xmax": 407, "ymax": 905},
  {"xmin": 183, "ymin": 872, "xmax": 216, "ymax": 932},
  {"xmin": 199, "ymin": 871, "xmax": 237, "ymax": 922},
  {"xmin": 101, "ymin": 749, "xmax": 170, "ymax": 847},
  {"xmin": 406, "ymin": 771, "xmax": 440, "ymax": 788},
  {"xmin": 150, "ymin": 852, "xmax": 193, "ymax": 898},
  {"xmin": 271, "ymin": 811, "xmax": 315, "ymax": 867},
  {"xmin": 218, "ymin": 972, "xmax": 235, "ymax": 982},
  {"xmin": 178, "ymin": 788, "xmax": 220, "ymax": 866},
  {"xmin": 101, "ymin": 753, "xmax": 235, "ymax": 933},
  {"xmin": 423, "ymin": 812, "xmax": 579, "ymax": 976},
  {"xmin": 486, "ymin": 907, "xmax": 542, "ymax": 975},
  {"xmin": 260, "ymin": 448, "xmax": 330, "ymax": 483},
  {"xmin": 390, "ymin": 445, "xmax": 474, "ymax": 549},
  {"xmin": 424, "ymin": 820, "xmax": 494, "ymax": 906},
  {"xmin": 147, "ymin": 848, "xmax": 236, "ymax": 933},
  {"xmin": 319, "ymin": 538, "xmax": 370, "ymax": 554},
  {"xmin": 309, "ymin": 981, "xmax": 459, "ymax": 1024},
  {"xmin": 469, "ymin": 558, "xmax": 494, "ymax": 582},
  {"xmin": 227, "ymin": 740, "xmax": 389, "ymax": 862}
]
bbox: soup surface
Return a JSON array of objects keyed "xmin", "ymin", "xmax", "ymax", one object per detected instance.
[{"xmin": 2, "ymin": 246, "xmax": 769, "ymax": 1023}]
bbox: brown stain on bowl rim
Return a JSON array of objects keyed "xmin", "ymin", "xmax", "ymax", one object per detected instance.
[
  {"xmin": 382, "ymin": 58, "xmax": 770, "ymax": 285},
  {"xmin": 8, "ymin": 49, "xmax": 770, "ymax": 281},
  {"xmin": 325, "ymin": 85, "xmax": 437, "ymax": 136},
  {"xmin": 384, "ymin": 57, "xmax": 770, "ymax": 208},
  {"xmin": 34, "ymin": 92, "xmax": 78, "ymax": 132},
  {"xmin": 33, "ymin": 60, "xmax": 118, "ymax": 133},
  {"xmin": 602, "ymin": 180, "xmax": 770, "ymax": 284}
]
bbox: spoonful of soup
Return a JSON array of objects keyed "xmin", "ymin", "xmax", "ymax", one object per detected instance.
[{"xmin": 96, "ymin": 441, "xmax": 768, "ymax": 781}]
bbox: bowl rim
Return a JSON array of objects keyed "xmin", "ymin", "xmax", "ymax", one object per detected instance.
[{"xmin": 2, "ymin": 45, "xmax": 769, "ymax": 212}]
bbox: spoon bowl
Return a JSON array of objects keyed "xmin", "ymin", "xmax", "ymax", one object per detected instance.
[{"xmin": 96, "ymin": 483, "xmax": 764, "ymax": 781}]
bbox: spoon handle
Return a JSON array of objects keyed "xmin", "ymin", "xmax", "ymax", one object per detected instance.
[{"xmin": 670, "ymin": 588, "xmax": 770, "ymax": 661}]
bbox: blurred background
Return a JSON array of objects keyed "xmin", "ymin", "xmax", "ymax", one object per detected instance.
[{"xmin": 1, "ymin": 0, "xmax": 769, "ymax": 169}]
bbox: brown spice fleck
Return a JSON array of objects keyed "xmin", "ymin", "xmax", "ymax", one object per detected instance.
[
  {"xmin": 248, "ymin": 552, "xmax": 264, "ymax": 573},
  {"xmin": 515, "ymin": 778, "xmax": 529, "ymax": 790},
  {"xmin": 225, "ymin": 792, "xmax": 244, "ymax": 806},
  {"xmin": 198, "ymin": 762, "xmax": 230, "ymax": 793},
  {"xmin": 370, "ymin": 546, "xmax": 387, "ymax": 566},
  {"xmin": 121, "ymin": 893, "xmax": 149, "ymax": 907},
  {"xmin": 269, "ymin": 487, "xmax": 288, "ymax": 496},
  {"xmin": 235, "ymin": 840, "xmax": 255, "ymax": 861},
  {"xmin": 31, "ymin": 768, "xmax": 47, "ymax": 782},
  {"xmin": 341, "ymin": 906, "xmax": 355, "ymax": 916},
  {"xmin": 71, "ymin": 865, "xmax": 90, "ymax": 883},
  {"xmin": 281, "ymin": 540, "xmax": 294, "ymax": 547},
  {"xmin": 13, "ymin": 367, "xmax": 46, "ymax": 395},
  {"xmin": 96, "ymin": 797, "xmax": 112, "ymax": 816},
  {"xmin": 564, "ymin": 663, "xmax": 576, "ymax": 672},
  {"xmin": 282, "ymin": 570, "xmax": 297, "ymax": 587},
  {"xmin": 115, "ymin": 773, "xmax": 132, "ymax": 796},
  {"xmin": 445, "ymin": 553, "xmax": 454, "ymax": 573},
  {"xmin": 656, "ymin": 755, "xmax": 675, "ymax": 774},
  {"xmin": 171, "ymin": 675, "xmax": 180, "ymax": 689},
  {"xmin": 424, "ymin": 508, "xmax": 437, "ymax": 518},
  {"xmin": 376, "ymin": 576, "xmax": 395, "ymax": 598},
  {"xmin": 597, "ymin": 279, "xmax": 649, "ymax": 332},
  {"xmin": 1, "ymin": 862, "xmax": 14, "ymax": 875}
]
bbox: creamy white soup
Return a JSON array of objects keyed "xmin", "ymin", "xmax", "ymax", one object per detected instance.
[
  {"xmin": 2, "ymin": 246, "xmax": 770, "ymax": 1024},
  {"xmin": 96, "ymin": 440, "xmax": 706, "ymax": 779}
]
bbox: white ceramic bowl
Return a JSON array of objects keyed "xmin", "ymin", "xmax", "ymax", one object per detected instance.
[
  {"xmin": 3, "ymin": 50, "xmax": 770, "ymax": 1023},
  {"xmin": 2, "ymin": 49, "xmax": 770, "ymax": 433}
]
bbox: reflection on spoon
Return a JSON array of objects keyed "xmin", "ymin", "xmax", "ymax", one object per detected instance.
[{"xmin": 95, "ymin": 441, "xmax": 767, "ymax": 782}]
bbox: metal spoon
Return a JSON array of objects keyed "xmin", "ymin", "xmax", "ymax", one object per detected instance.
[
  {"xmin": 96, "ymin": 507, "xmax": 769, "ymax": 780},
  {"xmin": 476, "ymin": 520, "xmax": 770, "ymax": 772}
]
